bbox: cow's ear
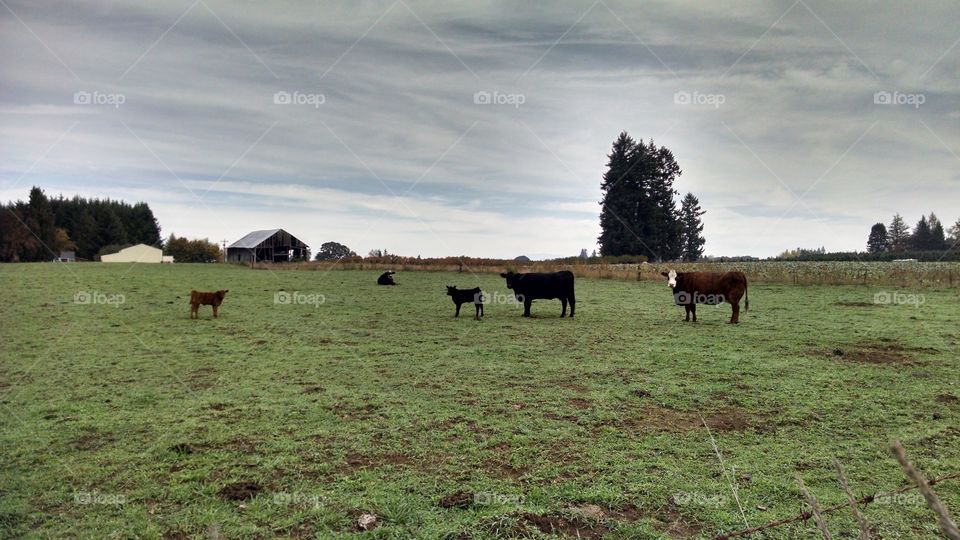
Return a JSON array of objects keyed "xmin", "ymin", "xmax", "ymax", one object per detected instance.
[
  {"xmin": 499, "ymin": 273, "xmax": 508, "ymax": 278},
  {"xmin": 660, "ymin": 272, "xmax": 668, "ymax": 277}
]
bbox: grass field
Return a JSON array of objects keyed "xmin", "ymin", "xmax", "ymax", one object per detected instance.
[{"xmin": 2, "ymin": 263, "xmax": 959, "ymax": 539}]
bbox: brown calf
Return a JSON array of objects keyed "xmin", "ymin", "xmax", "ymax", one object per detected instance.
[
  {"xmin": 661, "ymin": 270, "xmax": 749, "ymax": 323},
  {"xmin": 190, "ymin": 289, "xmax": 229, "ymax": 319}
]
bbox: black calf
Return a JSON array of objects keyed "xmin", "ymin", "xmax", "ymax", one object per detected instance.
[{"xmin": 446, "ymin": 286, "xmax": 483, "ymax": 320}]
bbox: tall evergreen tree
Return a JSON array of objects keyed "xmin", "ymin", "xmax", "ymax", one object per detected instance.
[
  {"xmin": 645, "ymin": 142, "xmax": 683, "ymax": 261},
  {"xmin": 679, "ymin": 192, "xmax": 706, "ymax": 261},
  {"xmin": 598, "ymin": 132, "xmax": 641, "ymax": 256},
  {"xmin": 929, "ymin": 212, "xmax": 946, "ymax": 251},
  {"xmin": 866, "ymin": 222, "xmax": 889, "ymax": 253},
  {"xmin": 911, "ymin": 215, "xmax": 932, "ymax": 250},
  {"xmin": 887, "ymin": 213, "xmax": 910, "ymax": 252},
  {"xmin": 948, "ymin": 218, "xmax": 960, "ymax": 246}
]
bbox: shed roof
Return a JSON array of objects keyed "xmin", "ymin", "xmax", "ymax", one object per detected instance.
[{"xmin": 228, "ymin": 229, "xmax": 282, "ymax": 249}]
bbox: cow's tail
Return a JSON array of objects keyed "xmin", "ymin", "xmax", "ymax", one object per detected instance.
[{"xmin": 744, "ymin": 280, "xmax": 749, "ymax": 311}]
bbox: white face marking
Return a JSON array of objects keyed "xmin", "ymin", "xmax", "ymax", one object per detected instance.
[{"xmin": 667, "ymin": 269, "xmax": 677, "ymax": 288}]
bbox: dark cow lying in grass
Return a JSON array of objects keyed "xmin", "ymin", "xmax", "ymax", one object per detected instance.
[
  {"xmin": 500, "ymin": 270, "xmax": 575, "ymax": 318},
  {"xmin": 446, "ymin": 286, "xmax": 483, "ymax": 320},
  {"xmin": 377, "ymin": 271, "xmax": 396, "ymax": 285},
  {"xmin": 661, "ymin": 270, "xmax": 748, "ymax": 323},
  {"xmin": 190, "ymin": 289, "xmax": 228, "ymax": 319}
]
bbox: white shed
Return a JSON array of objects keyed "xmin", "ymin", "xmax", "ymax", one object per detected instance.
[{"xmin": 101, "ymin": 244, "xmax": 172, "ymax": 263}]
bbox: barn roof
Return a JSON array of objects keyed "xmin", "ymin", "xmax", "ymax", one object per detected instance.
[{"xmin": 228, "ymin": 229, "xmax": 282, "ymax": 249}]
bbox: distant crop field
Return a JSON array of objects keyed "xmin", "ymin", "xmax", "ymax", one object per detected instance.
[{"xmin": 1, "ymin": 263, "xmax": 959, "ymax": 538}]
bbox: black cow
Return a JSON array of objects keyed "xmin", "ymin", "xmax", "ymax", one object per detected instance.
[
  {"xmin": 377, "ymin": 271, "xmax": 396, "ymax": 286},
  {"xmin": 499, "ymin": 270, "xmax": 575, "ymax": 318},
  {"xmin": 661, "ymin": 270, "xmax": 749, "ymax": 323},
  {"xmin": 446, "ymin": 286, "xmax": 484, "ymax": 320}
]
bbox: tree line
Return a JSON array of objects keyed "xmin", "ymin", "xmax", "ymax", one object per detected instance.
[
  {"xmin": 867, "ymin": 213, "xmax": 959, "ymax": 254},
  {"xmin": 0, "ymin": 187, "xmax": 162, "ymax": 262},
  {"xmin": 597, "ymin": 132, "xmax": 706, "ymax": 261}
]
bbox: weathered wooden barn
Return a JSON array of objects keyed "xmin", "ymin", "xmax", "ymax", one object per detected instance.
[{"xmin": 227, "ymin": 229, "xmax": 309, "ymax": 263}]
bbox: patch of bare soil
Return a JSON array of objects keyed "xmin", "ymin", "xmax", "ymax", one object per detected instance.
[
  {"xmin": 826, "ymin": 341, "xmax": 931, "ymax": 365},
  {"xmin": 72, "ymin": 429, "xmax": 115, "ymax": 451},
  {"xmin": 568, "ymin": 398, "xmax": 592, "ymax": 409},
  {"xmin": 516, "ymin": 513, "xmax": 610, "ymax": 539},
  {"xmin": 302, "ymin": 385, "xmax": 324, "ymax": 394},
  {"xmin": 439, "ymin": 491, "xmax": 474, "ymax": 509},
  {"xmin": 615, "ymin": 405, "xmax": 762, "ymax": 433},
  {"xmin": 218, "ymin": 481, "xmax": 262, "ymax": 501},
  {"xmin": 936, "ymin": 394, "xmax": 958, "ymax": 404}
]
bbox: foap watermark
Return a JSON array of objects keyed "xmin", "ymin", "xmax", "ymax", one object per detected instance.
[
  {"xmin": 873, "ymin": 291, "xmax": 925, "ymax": 307},
  {"xmin": 672, "ymin": 491, "xmax": 727, "ymax": 507},
  {"xmin": 74, "ymin": 490, "xmax": 125, "ymax": 506},
  {"xmin": 74, "ymin": 290, "xmax": 125, "ymax": 307},
  {"xmin": 274, "ymin": 290, "xmax": 325, "ymax": 307},
  {"xmin": 74, "ymin": 90, "xmax": 125, "ymax": 108},
  {"xmin": 272, "ymin": 491, "xmax": 324, "ymax": 509},
  {"xmin": 874, "ymin": 91, "xmax": 925, "ymax": 108},
  {"xmin": 273, "ymin": 90, "xmax": 326, "ymax": 108},
  {"xmin": 473, "ymin": 491, "xmax": 524, "ymax": 506},
  {"xmin": 484, "ymin": 290, "xmax": 524, "ymax": 306},
  {"xmin": 874, "ymin": 492, "xmax": 923, "ymax": 507},
  {"xmin": 674, "ymin": 90, "xmax": 725, "ymax": 108},
  {"xmin": 473, "ymin": 90, "xmax": 525, "ymax": 108},
  {"xmin": 674, "ymin": 291, "xmax": 725, "ymax": 305}
]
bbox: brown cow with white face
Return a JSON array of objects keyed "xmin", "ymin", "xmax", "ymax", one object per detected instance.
[{"xmin": 661, "ymin": 270, "xmax": 749, "ymax": 323}]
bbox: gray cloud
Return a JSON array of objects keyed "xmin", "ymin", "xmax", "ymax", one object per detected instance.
[{"xmin": 1, "ymin": 0, "xmax": 958, "ymax": 258}]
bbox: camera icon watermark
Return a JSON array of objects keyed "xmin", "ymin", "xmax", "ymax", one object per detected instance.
[
  {"xmin": 74, "ymin": 90, "xmax": 125, "ymax": 108},
  {"xmin": 873, "ymin": 90, "xmax": 924, "ymax": 108},
  {"xmin": 273, "ymin": 91, "xmax": 325, "ymax": 108},
  {"xmin": 874, "ymin": 492, "xmax": 923, "ymax": 506},
  {"xmin": 74, "ymin": 290, "xmax": 125, "ymax": 307},
  {"xmin": 473, "ymin": 90, "xmax": 525, "ymax": 108},
  {"xmin": 274, "ymin": 290, "xmax": 325, "ymax": 307},
  {"xmin": 674, "ymin": 90, "xmax": 724, "ymax": 108},
  {"xmin": 873, "ymin": 291, "xmax": 925, "ymax": 307}
]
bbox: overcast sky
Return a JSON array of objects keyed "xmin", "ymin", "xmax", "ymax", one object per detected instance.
[{"xmin": 2, "ymin": 0, "xmax": 958, "ymax": 259}]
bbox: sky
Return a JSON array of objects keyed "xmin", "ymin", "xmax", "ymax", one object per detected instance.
[{"xmin": 1, "ymin": 0, "xmax": 958, "ymax": 259}]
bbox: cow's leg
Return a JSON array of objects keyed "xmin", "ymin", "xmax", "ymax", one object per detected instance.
[
  {"xmin": 523, "ymin": 298, "xmax": 532, "ymax": 317},
  {"xmin": 690, "ymin": 303, "xmax": 697, "ymax": 323},
  {"xmin": 455, "ymin": 303, "xmax": 461, "ymax": 317},
  {"xmin": 212, "ymin": 305, "xmax": 219, "ymax": 318},
  {"xmin": 474, "ymin": 304, "xmax": 481, "ymax": 320},
  {"xmin": 560, "ymin": 298, "xmax": 567, "ymax": 318},
  {"xmin": 190, "ymin": 305, "xmax": 196, "ymax": 319},
  {"xmin": 568, "ymin": 294, "xmax": 575, "ymax": 318},
  {"xmin": 730, "ymin": 302, "xmax": 740, "ymax": 324}
]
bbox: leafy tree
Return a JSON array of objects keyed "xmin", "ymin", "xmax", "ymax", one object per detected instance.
[
  {"xmin": 679, "ymin": 192, "xmax": 706, "ymax": 261},
  {"xmin": 164, "ymin": 234, "xmax": 222, "ymax": 262},
  {"xmin": 578, "ymin": 248, "xmax": 588, "ymax": 260},
  {"xmin": 866, "ymin": 222, "xmax": 889, "ymax": 253},
  {"xmin": 887, "ymin": 213, "xmax": 910, "ymax": 252},
  {"xmin": 315, "ymin": 241, "xmax": 356, "ymax": 261}
]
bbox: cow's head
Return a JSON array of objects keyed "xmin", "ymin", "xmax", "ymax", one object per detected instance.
[
  {"xmin": 216, "ymin": 289, "xmax": 229, "ymax": 300},
  {"xmin": 660, "ymin": 270, "xmax": 677, "ymax": 289},
  {"xmin": 499, "ymin": 271, "xmax": 521, "ymax": 289},
  {"xmin": 445, "ymin": 285, "xmax": 456, "ymax": 296}
]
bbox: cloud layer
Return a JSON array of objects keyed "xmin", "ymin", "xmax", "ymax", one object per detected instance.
[{"xmin": 2, "ymin": 0, "xmax": 958, "ymax": 258}]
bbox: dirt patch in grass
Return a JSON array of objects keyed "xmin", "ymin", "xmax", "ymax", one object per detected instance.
[
  {"xmin": 568, "ymin": 398, "xmax": 592, "ymax": 409},
  {"xmin": 614, "ymin": 405, "xmax": 762, "ymax": 433},
  {"xmin": 655, "ymin": 503, "xmax": 703, "ymax": 538},
  {"xmin": 823, "ymin": 341, "xmax": 932, "ymax": 365},
  {"xmin": 169, "ymin": 443, "xmax": 197, "ymax": 455},
  {"xmin": 936, "ymin": 394, "xmax": 958, "ymax": 404},
  {"xmin": 187, "ymin": 367, "xmax": 219, "ymax": 390},
  {"xmin": 218, "ymin": 481, "xmax": 262, "ymax": 501},
  {"xmin": 514, "ymin": 513, "xmax": 610, "ymax": 539},
  {"xmin": 71, "ymin": 429, "xmax": 115, "ymax": 451},
  {"xmin": 439, "ymin": 491, "xmax": 474, "ymax": 509},
  {"xmin": 302, "ymin": 385, "xmax": 325, "ymax": 394}
]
